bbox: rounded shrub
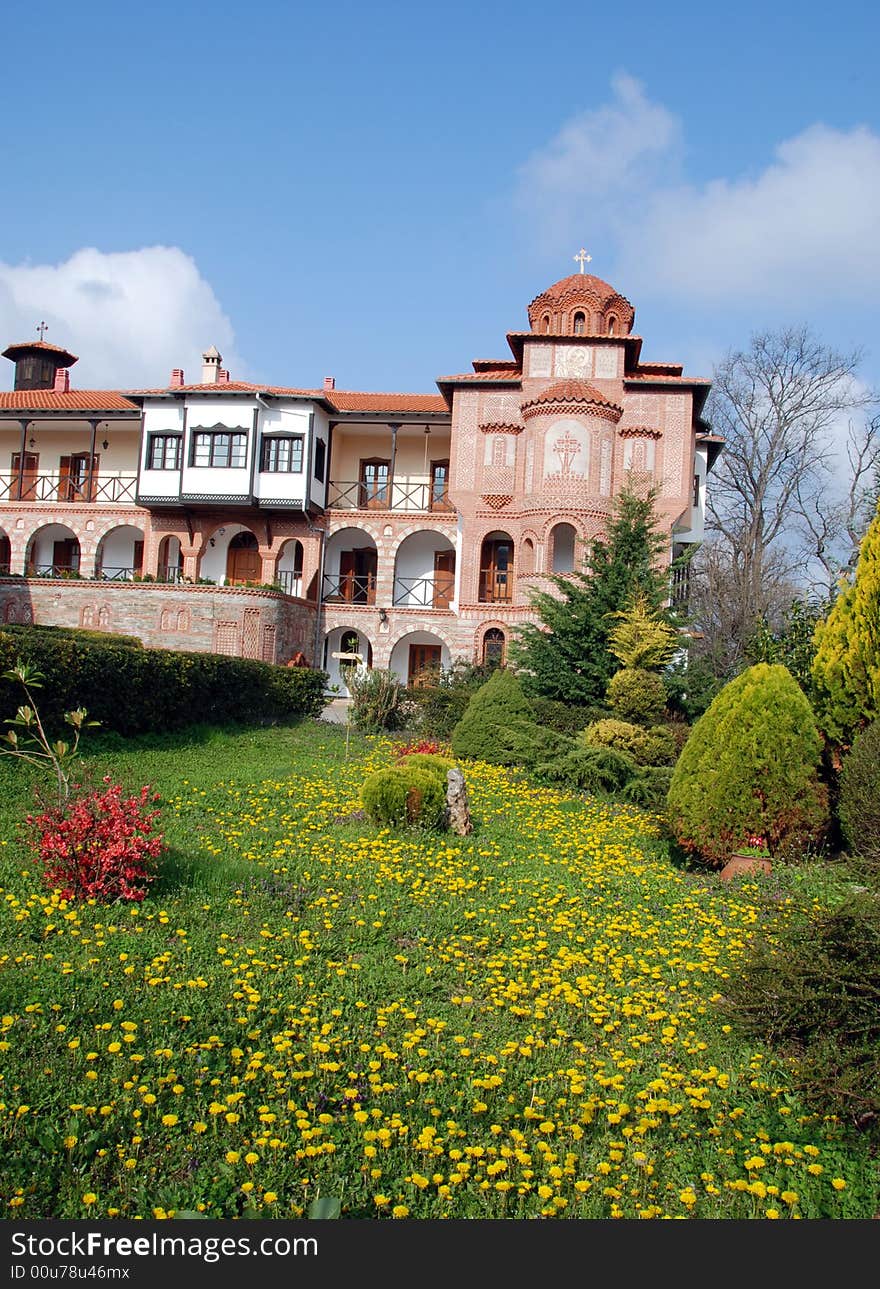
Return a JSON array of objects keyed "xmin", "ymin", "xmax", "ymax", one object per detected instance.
[
  {"xmin": 361, "ymin": 766, "xmax": 447, "ymax": 829},
  {"xmin": 606, "ymin": 667, "xmax": 667, "ymax": 723},
  {"xmin": 667, "ymin": 662, "xmax": 829, "ymax": 866},
  {"xmin": 451, "ymin": 669, "xmax": 538, "ymax": 766},
  {"xmin": 394, "ymin": 752, "xmax": 455, "ymax": 782},
  {"xmin": 838, "ymin": 720, "xmax": 880, "ymax": 866},
  {"xmin": 581, "ymin": 718, "xmax": 676, "ymax": 766}
]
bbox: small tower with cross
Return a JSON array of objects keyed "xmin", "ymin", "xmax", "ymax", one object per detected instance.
[{"xmin": 1, "ymin": 328, "xmax": 79, "ymax": 391}]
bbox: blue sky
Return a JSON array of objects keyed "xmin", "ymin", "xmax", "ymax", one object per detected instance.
[{"xmin": 2, "ymin": 0, "xmax": 879, "ymax": 395}]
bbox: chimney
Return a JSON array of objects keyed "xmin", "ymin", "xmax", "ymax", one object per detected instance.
[
  {"xmin": 323, "ymin": 376, "xmax": 335, "ymax": 391},
  {"xmin": 218, "ymin": 368, "xmax": 230, "ymax": 384},
  {"xmin": 201, "ymin": 346, "xmax": 222, "ymax": 384},
  {"xmin": 53, "ymin": 367, "xmax": 70, "ymax": 393},
  {"xmin": 169, "ymin": 368, "xmax": 185, "ymax": 388}
]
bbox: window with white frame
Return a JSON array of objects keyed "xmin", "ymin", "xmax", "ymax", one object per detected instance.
[{"xmin": 190, "ymin": 428, "xmax": 248, "ymax": 468}]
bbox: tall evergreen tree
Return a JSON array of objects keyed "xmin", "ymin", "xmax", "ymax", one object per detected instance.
[{"xmin": 510, "ymin": 486, "xmax": 672, "ymax": 703}]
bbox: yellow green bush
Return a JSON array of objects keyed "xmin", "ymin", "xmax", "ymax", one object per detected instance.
[
  {"xmin": 581, "ymin": 717, "xmax": 676, "ymax": 766},
  {"xmin": 606, "ymin": 667, "xmax": 667, "ymax": 723},
  {"xmin": 667, "ymin": 663, "xmax": 828, "ymax": 865},
  {"xmin": 812, "ymin": 499, "xmax": 880, "ymax": 741},
  {"xmin": 361, "ymin": 765, "xmax": 447, "ymax": 829}
]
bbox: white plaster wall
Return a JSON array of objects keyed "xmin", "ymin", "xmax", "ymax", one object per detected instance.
[
  {"xmin": 324, "ymin": 528, "xmax": 377, "ymax": 580},
  {"xmin": 254, "ymin": 404, "xmax": 311, "ymax": 504},
  {"xmin": 393, "ymin": 531, "xmax": 455, "ymax": 606},
  {"xmin": 28, "ymin": 523, "xmax": 80, "ymax": 568},
  {"xmin": 100, "ymin": 525, "xmax": 144, "ymax": 570},
  {"xmin": 199, "ymin": 521, "xmax": 257, "ymax": 584},
  {"xmin": 388, "ymin": 631, "xmax": 451, "ymax": 684},
  {"xmin": 323, "ymin": 625, "xmax": 372, "ymax": 696}
]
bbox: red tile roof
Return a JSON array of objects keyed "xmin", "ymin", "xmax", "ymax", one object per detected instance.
[
  {"xmin": 0, "ymin": 390, "xmax": 138, "ymax": 412},
  {"xmin": 471, "ymin": 359, "xmax": 521, "ymax": 373},
  {"xmin": 2, "ymin": 340, "xmax": 79, "ymax": 363},
  {"xmin": 436, "ymin": 371, "xmax": 522, "ymax": 383},
  {"xmin": 126, "ymin": 382, "xmax": 448, "ymax": 415},
  {"xmin": 521, "ymin": 379, "xmax": 623, "ymax": 415},
  {"xmin": 625, "ymin": 373, "xmax": 711, "ymax": 386},
  {"xmin": 328, "ymin": 391, "xmax": 447, "ymax": 413}
]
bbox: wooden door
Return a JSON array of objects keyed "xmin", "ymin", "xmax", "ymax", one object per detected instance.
[
  {"xmin": 133, "ymin": 541, "xmax": 144, "ymax": 575},
  {"xmin": 430, "ymin": 460, "xmax": 451, "ymax": 511},
  {"xmin": 58, "ymin": 453, "xmax": 98, "ymax": 502},
  {"xmin": 359, "ymin": 459, "xmax": 390, "ymax": 509},
  {"xmin": 53, "ymin": 539, "xmax": 79, "ymax": 572},
  {"xmin": 432, "ymin": 550, "xmax": 455, "ymax": 608},
  {"xmin": 408, "ymin": 644, "xmax": 442, "ymax": 688},
  {"xmin": 11, "ymin": 452, "xmax": 39, "ymax": 500},
  {"xmin": 226, "ymin": 533, "xmax": 260, "ymax": 585},
  {"xmin": 338, "ymin": 550, "xmax": 357, "ymax": 601},
  {"xmin": 481, "ymin": 539, "xmax": 512, "ymax": 602}
]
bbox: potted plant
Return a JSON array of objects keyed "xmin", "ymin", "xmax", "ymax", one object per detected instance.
[{"xmin": 720, "ymin": 835, "xmax": 772, "ymax": 881}]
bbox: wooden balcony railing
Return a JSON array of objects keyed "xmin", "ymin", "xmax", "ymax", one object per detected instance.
[
  {"xmin": 0, "ymin": 473, "xmax": 139, "ymax": 504},
  {"xmin": 322, "ymin": 572, "xmax": 377, "ymax": 605},
  {"xmin": 478, "ymin": 569, "xmax": 513, "ymax": 603},
  {"xmin": 274, "ymin": 569, "xmax": 303, "ymax": 597},
  {"xmin": 327, "ymin": 479, "xmax": 452, "ymax": 513},
  {"xmin": 392, "ymin": 574, "xmax": 455, "ymax": 608}
]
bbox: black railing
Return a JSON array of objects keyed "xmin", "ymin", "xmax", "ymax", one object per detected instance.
[
  {"xmin": 97, "ymin": 565, "xmax": 139, "ymax": 581},
  {"xmin": 0, "ymin": 474, "xmax": 138, "ymax": 503},
  {"xmin": 274, "ymin": 569, "xmax": 303, "ymax": 597},
  {"xmin": 327, "ymin": 479, "xmax": 452, "ymax": 513},
  {"xmin": 322, "ymin": 572, "xmax": 377, "ymax": 605},
  {"xmin": 27, "ymin": 563, "xmax": 83, "ymax": 578},
  {"xmin": 157, "ymin": 565, "xmax": 185, "ymax": 584},
  {"xmin": 392, "ymin": 574, "xmax": 455, "ymax": 608},
  {"xmin": 670, "ymin": 562, "xmax": 691, "ymax": 609}
]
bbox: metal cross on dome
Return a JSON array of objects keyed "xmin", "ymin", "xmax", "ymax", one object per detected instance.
[
  {"xmin": 37, "ymin": 321, "xmax": 48, "ymax": 340},
  {"xmin": 573, "ymin": 249, "xmax": 592, "ymax": 274}
]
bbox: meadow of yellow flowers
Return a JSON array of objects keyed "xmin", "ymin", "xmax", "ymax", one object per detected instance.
[{"xmin": 0, "ymin": 725, "xmax": 874, "ymax": 1219}]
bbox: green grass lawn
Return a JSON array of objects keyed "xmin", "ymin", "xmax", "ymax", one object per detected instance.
[{"xmin": 0, "ymin": 719, "xmax": 876, "ymax": 1220}]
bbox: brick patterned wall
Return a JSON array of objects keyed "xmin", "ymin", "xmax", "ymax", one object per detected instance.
[{"xmin": 0, "ymin": 581, "xmax": 317, "ymax": 666}]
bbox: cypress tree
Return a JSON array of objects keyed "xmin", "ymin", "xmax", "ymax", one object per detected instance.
[
  {"xmin": 812, "ymin": 498, "xmax": 880, "ymax": 742},
  {"xmin": 510, "ymin": 486, "xmax": 672, "ymax": 703}
]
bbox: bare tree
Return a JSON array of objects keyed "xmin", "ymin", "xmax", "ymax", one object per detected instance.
[
  {"xmin": 695, "ymin": 326, "xmax": 873, "ymax": 667},
  {"xmin": 795, "ymin": 413, "xmax": 880, "ymax": 596}
]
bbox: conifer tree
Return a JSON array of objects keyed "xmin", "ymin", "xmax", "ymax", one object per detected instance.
[
  {"xmin": 812, "ymin": 497, "xmax": 880, "ymax": 741},
  {"xmin": 510, "ymin": 486, "xmax": 672, "ymax": 704}
]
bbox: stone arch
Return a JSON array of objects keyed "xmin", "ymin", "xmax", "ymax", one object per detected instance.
[
  {"xmin": 158, "ymin": 535, "xmax": 184, "ymax": 582},
  {"xmin": 478, "ymin": 530, "xmax": 514, "ymax": 604},
  {"xmin": 322, "ymin": 625, "xmax": 374, "ymax": 696},
  {"xmin": 548, "ymin": 521, "xmax": 577, "ymax": 573},
  {"xmin": 392, "ymin": 529, "xmax": 456, "ymax": 608},
  {"xmin": 95, "ymin": 523, "xmax": 145, "ymax": 580},
  {"xmin": 324, "ymin": 526, "xmax": 379, "ymax": 605},
  {"xmin": 25, "ymin": 523, "xmax": 82, "ymax": 577},
  {"xmin": 199, "ymin": 522, "xmax": 260, "ymax": 585},
  {"xmin": 388, "ymin": 627, "xmax": 454, "ymax": 688},
  {"xmin": 276, "ymin": 538, "xmax": 304, "ymax": 596},
  {"xmin": 0, "ymin": 527, "xmax": 10, "ymax": 573}
]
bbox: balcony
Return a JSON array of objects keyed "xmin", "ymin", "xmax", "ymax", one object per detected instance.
[
  {"xmin": 327, "ymin": 478, "xmax": 452, "ymax": 514},
  {"xmin": 322, "ymin": 571, "xmax": 377, "ymax": 605},
  {"xmin": 274, "ymin": 568, "xmax": 303, "ymax": 597},
  {"xmin": 392, "ymin": 573, "xmax": 455, "ymax": 609},
  {"xmin": 478, "ymin": 568, "xmax": 513, "ymax": 604},
  {"xmin": 1, "ymin": 473, "xmax": 139, "ymax": 505},
  {"xmin": 670, "ymin": 561, "xmax": 691, "ymax": 609}
]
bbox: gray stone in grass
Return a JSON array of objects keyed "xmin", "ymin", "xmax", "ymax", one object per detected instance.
[{"xmin": 445, "ymin": 767, "xmax": 472, "ymax": 836}]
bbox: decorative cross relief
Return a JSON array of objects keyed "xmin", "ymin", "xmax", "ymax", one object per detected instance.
[{"xmin": 553, "ymin": 430, "xmax": 582, "ymax": 474}]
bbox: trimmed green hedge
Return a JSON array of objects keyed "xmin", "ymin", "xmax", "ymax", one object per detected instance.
[
  {"xmin": 1, "ymin": 623, "xmax": 144, "ymax": 649},
  {"xmin": 0, "ymin": 629, "xmax": 327, "ymax": 734}
]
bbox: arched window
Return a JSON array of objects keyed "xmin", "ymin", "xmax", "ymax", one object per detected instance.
[
  {"xmin": 541, "ymin": 314, "xmax": 551, "ymax": 334},
  {"xmin": 521, "ymin": 537, "xmax": 535, "ymax": 576},
  {"xmin": 607, "ymin": 315, "xmax": 617, "ymax": 336},
  {"xmin": 550, "ymin": 523, "xmax": 576, "ymax": 573},
  {"xmin": 479, "ymin": 533, "xmax": 514, "ymax": 603},
  {"xmin": 482, "ymin": 628, "xmax": 506, "ymax": 668},
  {"xmin": 573, "ymin": 311, "xmax": 586, "ymax": 336}
]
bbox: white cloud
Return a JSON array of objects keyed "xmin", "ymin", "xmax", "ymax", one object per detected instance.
[
  {"xmin": 516, "ymin": 73, "xmax": 682, "ymax": 249},
  {"xmin": 518, "ymin": 77, "xmax": 880, "ymax": 309},
  {"xmin": 0, "ymin": 246, "xmax": 240, "ymax": 389},
  {"xmin": 634, "ymin": 125, "xmax": 880, "ymax": 304}
]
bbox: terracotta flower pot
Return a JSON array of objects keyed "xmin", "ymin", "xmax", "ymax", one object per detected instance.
[{"xmin": 719, "ymin": 854, "xmax": 772, "ymax": 881}]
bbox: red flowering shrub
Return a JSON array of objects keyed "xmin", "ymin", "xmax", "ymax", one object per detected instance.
[
  {"xmin": 395, "ymin": 740, "xmax": 449, "ymax": 758},
  {"xmin": 28, "ymin": 777, "xmax": 164, "ymax": 902}
]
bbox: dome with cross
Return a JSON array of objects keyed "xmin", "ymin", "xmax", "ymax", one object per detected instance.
[{"xmin": 528, "ymin": 269, "xmax": 635, "ymax": 338}]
